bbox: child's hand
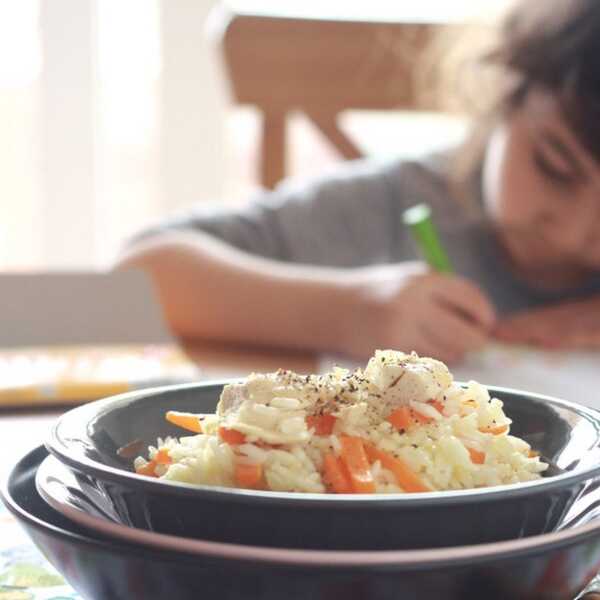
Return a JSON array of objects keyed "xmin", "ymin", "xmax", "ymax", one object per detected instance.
[
  {"xmin": 494, "ymin": 297, "xmax": 600, "ymax": 349},
  {"xmin": 345, "ymin": 263, "xmax": 497, "ymax": 363}
]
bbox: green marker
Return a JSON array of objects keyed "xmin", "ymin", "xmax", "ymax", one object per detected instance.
[{"xmin": 402, "ymin": 203, "xmax": 453, "ymax": 273}]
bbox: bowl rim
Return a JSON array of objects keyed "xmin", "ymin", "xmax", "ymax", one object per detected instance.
[
  {"xmin": 46, "ymin": 379, "xmax": 600, "ymax": 507},
  {"xmin": 5, "ymin": 446, "xmax": 600, "ymax": 570}
]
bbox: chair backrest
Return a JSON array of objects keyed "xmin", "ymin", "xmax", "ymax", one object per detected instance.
[
  {"xmin": 213, "ymin": 8, "xmax": 460, "ymax": 188},
  {"xmin": 1, "ymin": 270, "xmax": 173, "ymax": 347},
  {"xmin": 221, "ymin": 14, "xmax": 443, "ymax": 112}
]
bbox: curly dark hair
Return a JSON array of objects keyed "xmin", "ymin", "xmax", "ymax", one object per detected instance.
[
  {"xmin": 436, "ymin": 0, "xmax": 600, "ymax": 199},
  {"xmin": 492, "ymin": 0, "xmax": 600, "ymax": 159}
]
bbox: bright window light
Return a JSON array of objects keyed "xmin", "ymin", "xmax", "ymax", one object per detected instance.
[{"xmin": 0, "ymin": 0, "xmax": 42, "ymax": 88}]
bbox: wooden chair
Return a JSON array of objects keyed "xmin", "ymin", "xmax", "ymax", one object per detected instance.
[{"xmin": 213, "ymin": 8, "xmax": 461, "ymax": 189}]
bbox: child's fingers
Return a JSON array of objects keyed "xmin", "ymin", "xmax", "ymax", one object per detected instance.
[
  {"xmin": 543, "ymin": 328, "xmax": 600, "ymax": 349},
  {"xmin": 429, "ymin": 275, "xmax": 497, "ymax": 329},
  {"xmin": 418, "ymin": 323, "xmax": 462, "ymax": 364},
  {"xmin": 495, "ymin": 311, "xmax": 600, "ymax": 348},
  {"xmin": 427, "ymin": 302, "xmax": 489, "ymax": 353},
  {"xmin": 493, "ymin": 321, "xmax": 526, "ymax": 343},
  {"xmin": 494, "ymin": 322, "xmax": 545, "ymax": 345}
]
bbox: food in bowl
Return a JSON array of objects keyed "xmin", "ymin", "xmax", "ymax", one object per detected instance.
[{"xmin": 133, "ymin": 350, "xmax": 547, "ymax": 494}]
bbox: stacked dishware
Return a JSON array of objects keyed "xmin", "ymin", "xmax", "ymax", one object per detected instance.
[{"xmin": 4, "ymin": 380, "xmax": 600, "ymax": 599}]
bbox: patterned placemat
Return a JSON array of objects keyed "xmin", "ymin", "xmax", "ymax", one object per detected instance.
[{"xmin": 0, "ymin": 503, "xmax": 80, "ymax": 600}]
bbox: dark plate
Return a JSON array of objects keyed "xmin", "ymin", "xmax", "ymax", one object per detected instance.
[
  {"xmin": 5, "ymin": 447, "xmax": 600, "ymax": 600},
  {"xmin": 46, "ymin": 381, "xmax": 600, "ymax": 549}
]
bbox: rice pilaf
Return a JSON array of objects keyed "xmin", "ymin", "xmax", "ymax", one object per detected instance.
[{"xmin": 134, "ymin": 350, "xmax": 548, "ymax": 494}]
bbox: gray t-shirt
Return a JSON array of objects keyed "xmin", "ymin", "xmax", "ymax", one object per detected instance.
[{"xmin": 136, "ymin": 151, "xmax": 600, "ymax": 315}]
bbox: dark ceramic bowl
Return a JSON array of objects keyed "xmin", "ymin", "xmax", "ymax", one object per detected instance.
[
  {"xmin": 46, "ymin": 381, "xmax": 600, "ymax": 550},
  {"xmin": 5, "ymin": 447, "xmax": 600, "ymax": 600}
]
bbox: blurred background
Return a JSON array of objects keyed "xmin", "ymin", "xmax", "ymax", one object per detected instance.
[{"xmin": 0, "ymin": 0, "xmax": 509, "ymax": 271}]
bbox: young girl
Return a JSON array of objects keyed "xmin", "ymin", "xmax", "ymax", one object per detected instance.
[{"xmin": 118, "ymin": 0, "xmax": 600, "ymax": 364}]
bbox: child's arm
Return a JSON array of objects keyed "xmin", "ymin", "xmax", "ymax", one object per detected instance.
[
  {"xmin": 115, "ymin": 229, "xmax": 495, "ymax": 362},
  {"xmin": 116, "ymin": 229, "xmax": 358, "ymax": 353},
  {"xmin": 495, "ymin": 296, "xmax": 600, "ymax": 349}
]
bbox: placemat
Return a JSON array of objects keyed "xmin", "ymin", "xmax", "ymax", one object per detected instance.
[
  {"xmin": 0, "ymin": 501, "xmax": 80, "ymax": 599},
  {"xmin": 0, "ymin": 344, "xmax": 199, "ymax": 408}
]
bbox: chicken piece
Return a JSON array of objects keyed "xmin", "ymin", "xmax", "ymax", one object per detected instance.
[
  {"xmin": 217, "ymin": 372, "xmax": 308, "ymax": 418},
  {"xmin": 363, "ymin": 350, "xmax": 452, "ymax": 408},
  {"xmin": 217, "ymin": 381, "xmax": 247, "ymax": 418}
]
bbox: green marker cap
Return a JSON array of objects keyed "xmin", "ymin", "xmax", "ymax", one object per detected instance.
[{"xmin": 402, "ymin": 203, "xmax": 453, "ymax": 273}]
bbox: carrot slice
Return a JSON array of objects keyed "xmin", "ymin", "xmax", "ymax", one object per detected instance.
[
  {"xmin": 364, "ymin": 442, "xmax": 430, "ymax": 493},
  {"xmin": 165, "ymin": 411, "xmax": 203, "ymax": 433},
  {"xmin": 388, "ymin": 405, "xmax": 437, "ymax": 429},
  {"xmin": 528, "ymin": 449, "xmax": 540, "ymax": 458},
  {"xmin": 411, "ymin": 409, "xmax": 434, "ymax": 425},
  {"xmin": 322, "ymin": 453, "xmax": 353, "ymax": 493},
  {"xmin": 219, "ymin": 426, "xmax": 246, "ymax": 445},
  {"xmin": 339, "ymin": 436, "xmax": 376, "ymax": 493},
  {"xmin": 306, "ymin": 414, "xmax": 337, "ymax": 435},
  {"xmin": 154, "ymin": 448, "xmax": 172, "ymax": 465},
  {"xmin": 467, "ymin": 447, "xmax": 485, "ymax": 465},
  {"xmin": 479, "ymin": 424, "xmax": 509, "ymax": 435},
  {"xmin": 387, "ymin": 406, "xmax": 412, "ymax": 431},
  {"xmin": 135, "ymin": 460, "xmax": 158, "ymax": 477},
  {"xmin": 427, "ymin": 399, "xmax": 445, "ymax": 414},
  {"xmin": 235, "ymin": 463, "xmax": 263, "ymax": 488}
]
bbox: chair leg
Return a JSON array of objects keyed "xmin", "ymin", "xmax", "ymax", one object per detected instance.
[
  {"xmin": 305, "ymin": 110, "xmax": 363, "ymax": 161},
  {"xmin": 260, "ymin": 110, "xmax": 286, "ymax": 189}
]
